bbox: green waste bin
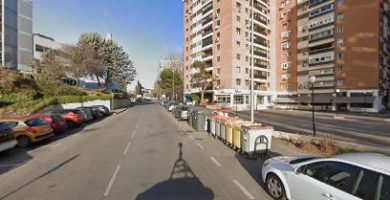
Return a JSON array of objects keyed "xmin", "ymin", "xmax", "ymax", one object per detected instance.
[{"xmin": 194, "ymin": 108, "xmax": 213, "ymax": 132}]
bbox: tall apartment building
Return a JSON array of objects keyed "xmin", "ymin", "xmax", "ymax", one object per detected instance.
[
  {"xmin": 183, "ymin": 0, "xmax": 274, "ymax": 110},
  {"xmin": 274, "ymin": 0, "xmax": 390, "ymax": 112},
  {"xmin": 1, "ymin": 0, "xmax": 33, "ymax": 73},
  {"xmin": 183, "ymin": 0, "xmax": 390, "ymax": 112}
]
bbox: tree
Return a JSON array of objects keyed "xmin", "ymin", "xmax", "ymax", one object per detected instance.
[
  {"xmin": 157, "ymin": 68, "xmax": 183, "ymax": 101},
  {"xmin": 29, "ymin": 50, "xmax": 66, "ymax": 81},
  {"xmin": 190, "ymin": 61, "xmax": 213, "ymax": 104},
  {"xmin": 77, "ymin": 32, "xmax": 136, "ymax": 90}
]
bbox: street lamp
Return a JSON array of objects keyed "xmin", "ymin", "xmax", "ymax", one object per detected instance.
[
  {"xmin": 235, "ymin": 89, "xmax": 239, "ymax": 117},
  {"xmin": 309, "ymin": 75, "xmax": 316, "ymax": 136},
  {"xmin": 333, "ymin": 89, "xmax": 340, "ymax": 117}
]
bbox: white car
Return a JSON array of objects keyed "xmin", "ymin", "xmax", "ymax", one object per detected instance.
[{"xmin": 262, "ymin": 153, "xmax": 390, "ymax": 200}]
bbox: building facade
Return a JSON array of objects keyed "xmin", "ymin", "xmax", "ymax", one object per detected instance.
[
  {"xmin": 274, "ymin": 0, "xmax": 390, "ymax": 112},
  {"xmin": 33, "ymin": 33, "xmax": 64, "ymax": 60},
  {"xmin": 1, "ymin": 0, "xmax": 33, "ymax": 73},
  {"xmin": 183, "ymin": 0, "xmax": 274, "ymax": 110},
  {"xmin": 183, "ymin": 0, "xmax": 390, "ymax": 112}
]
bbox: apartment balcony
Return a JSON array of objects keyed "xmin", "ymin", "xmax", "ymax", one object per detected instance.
[
  {"xmin": 254, "ymin": 1, "xmax": 268, "ymax": 16},
  {"xmin": 202, "ymin": 3, "xmax": 213, "ymax": 15},
  {"xmin": 254, "ymin": 13, "xmax": 268, "ymax": 27},
  {"xmin": 202, "ymin": 36, "xmax": 212, "ymax": 47},
  {"xmin": 309, "ymin": 37, "xmax": 334, "ymax": 48},
  {"xmin": 309, "ymin": 42, "xmax": 333, "ymax": 54},
  {"xmin": 309, "ymin": 3, "xmax": 334, "ymax": 19},
  {"xmin": 256, "ymin": 0, "xmax": 269, "ymax": 7},
  {"xmin": 309, "ymin": 0, "xmax": 332, "ymax": 8}
]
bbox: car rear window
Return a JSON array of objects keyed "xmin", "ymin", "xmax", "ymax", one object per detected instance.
[{"xmin": 25, "ymin": 118, "xmax": 47, "ymax": 127}]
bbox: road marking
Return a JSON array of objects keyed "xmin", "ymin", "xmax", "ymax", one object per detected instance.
[
  {"xmin": 233, "ymin": 179, "xmax": 255, "ymax": 200},
  {"xmin": 210, "ymin": 157, "xmax": 221, "ymax": 167},
  {"xmin": 197, "ymin": 143, "xmax": 204, "ymax": 150},
  {"xmin": 189, "ymin": 135, "xmax": 194, "ymax": 140},
  {"xmin": 131, "ymin": 130, "xmax": 136, "ymax": 139},
  {"xmin": 104, "ymin": 164, "xmax": 121, "ymax": 196},
  {"xmin": 123, "ymin": 141, "xmax": 131, "ymax": 156}
]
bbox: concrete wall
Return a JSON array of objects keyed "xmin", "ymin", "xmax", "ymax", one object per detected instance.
[{"xmin": 39, "ymin": 99, "xmax": 130, "ymax": 113}]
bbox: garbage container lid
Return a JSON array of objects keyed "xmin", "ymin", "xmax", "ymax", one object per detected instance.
[{"xmin": 241, "ymin": 124, "xmax": 273, "ymax": 130}]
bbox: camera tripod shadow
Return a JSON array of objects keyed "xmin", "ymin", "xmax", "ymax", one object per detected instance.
[{"xmin": 136, "ymin": 143, "xmax": 214, "ymax": 200}]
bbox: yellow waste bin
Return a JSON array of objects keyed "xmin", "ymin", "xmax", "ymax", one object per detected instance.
[
  {"xmin": 233, "ymin": 121, "xmax": 252, "ymax": 150},
  {"xmin": 225, "ymin": 121, "xmax": 235, "ymax": 145}
]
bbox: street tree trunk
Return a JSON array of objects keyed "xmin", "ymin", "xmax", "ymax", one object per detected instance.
[{"xmin": 200, "ymin": 90, "xmax": 205, "ymax": 104}]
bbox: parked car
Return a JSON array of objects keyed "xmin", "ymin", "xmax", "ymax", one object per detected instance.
[
  {"xmin": 177, "ymin": 106, "xmax": 189, "ymax": 121},
  {"xmin": 168, "ymin": 103, "xmax": 177, "ymax": 112},
  {"xmin": 41, "ymin": 114, "xmax": 67, "ymax": 133},
  {"xmin": 45, "ymin": 109, "xmax": 84, "ymax": 128},
  {"xmin": 91, "ymin": 105, "xmax": 110, "ymax": 116},
  {"xmin": 77, "ymin": 107, "xmax": 99, "ymax": 120},
  {"xmin": 0, "ymin": 122, "xmax": 17, "ymax": 153},
  {"xmin": 0, "ymin": 115, "xmax": 54, "ymax": 148},
  {"xmin": 262, "ymin": 153, "xmax": 390, "ymax": 200},
  {"xmin": 76, "ymin": 108, "xmax": 93, "ymax": 122},
  {"xmin": 86, "ymin": 106, "xmax": 104, "ymax": 119}
]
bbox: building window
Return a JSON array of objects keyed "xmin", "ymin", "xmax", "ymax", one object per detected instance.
[
  {"xmin": 337, "ymin": 66, "xmax": 343, "ymax": 72},
  {"xmin": 236, "ymin": 28, "xmax": 241, "ymax": 35},
  {"xmin": 217, "ymin": 56, "xmax": 220, "ymax": 61},
  {"xmin": 217, "ymin": 68, "xmax": 221, "ymax": 74},
  {"xmin": 217, "ymin": 44, "xmax": 220, "ymax": 50},
  {"xmin": 337, "ymin": 39, "xmax": 344, "ymax": 47},
  {"xmin": 338, "ymin": 0, "xmax": 344, "ymax": 6},
  {"xmin": 236, "ymin": 78, "xmax": 241, "ymax": 85},
  {"xmin": 237, "ymin": 54, "xmax": 241, "ymax": 60},
  {"xmin": 336, "ymin": 80, "xmax": 344, "ymax": 85},
  {"xmin": 237, "ymin": 15, "xmax": 241, "ymax": 22},
  {"xmin": 338, "ymin": 25, "xmax": 343, "ymax": 33},
  {"xmin": 337, "ymin": 13, "xmax": 344, "ymax": 21},
  {"xmin": 245, "ymin": 68, "xmax": 249, "ymax": 74},
  {"xmin": 234, "ymin": 95, "xmax": 244, "ymax": 104},
  {"xmin": 237, "ymin": 66, "xmax": 241, "ymax": 73},
  {"xmin": 337, "ymin": 52, "xmax": 343, "ymax": 60},
  {"xmin": 236, "ymin": 41, "xmax": 241, "ymax": 47}
]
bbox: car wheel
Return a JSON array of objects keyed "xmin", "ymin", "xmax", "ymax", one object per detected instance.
[
  {"xmin": 17, "ymin": 136, "xmax": 31, "ymax": 148},
  {"xmin": 66, "ymin": 121, "xmax": 76, "ymax": 129},
  {"xmin": 266, "ymin": 174, "xmax": 287, "ymax": 200}
]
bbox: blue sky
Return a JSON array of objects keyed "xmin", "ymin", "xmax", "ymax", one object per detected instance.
[{"xmin": 33, "ymin": 0, "xmax": 183, "ymax": 89}]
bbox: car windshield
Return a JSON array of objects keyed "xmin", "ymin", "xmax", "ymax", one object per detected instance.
[
  {"xmin": 25, "ymin": 118, "xmax": 47, "ymax": 127},
  {"xmin": 0, "ymin": 0, "xmax": 390, "ymax": 199}
]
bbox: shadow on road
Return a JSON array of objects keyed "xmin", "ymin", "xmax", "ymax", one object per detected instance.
[
  {"xmin": 136, "ymin": 143, "xmax": 214, "ymax": 200},
  {"xmin": 235, "ymin": 151, "xmax": 281, "ymax": 191}
]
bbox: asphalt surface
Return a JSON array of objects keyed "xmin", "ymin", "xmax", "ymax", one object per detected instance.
[
  {"xmin": 0, "ymin": 103, "xmax": 273, "ymax": 200},
  {"xmin": 238, "ymin": 109, "xmax": 390, "ymax": 151}
]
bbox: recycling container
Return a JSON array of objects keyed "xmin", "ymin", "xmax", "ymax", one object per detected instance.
[
  {"xmin": 240, "ymin": 124, "xmax": 273, "ymax": 153},
  {"xmin": 210, "ymin": 115, "xmax": 217, "ymax": 136},
  {"xmin": 220, "ymin": 117, "xmax": 227, "ymax": 140},
  {"xmin": 215, "ymin": 116, "xmax": 221, "ymax": 138},
  {"xmin": 233, "ymin": 121, "xmax": 252, "ymax": 150},
  {"xmin": 187, "ymin": 106, "xmax": 196, "ymax": 127},
  {"xmin": 194, "ymin": 108, "xmax": 213, "ymax": 132}
]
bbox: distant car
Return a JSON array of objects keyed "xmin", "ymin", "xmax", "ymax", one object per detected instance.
[
  {"xmin": 76, "ymin": 108, "xmax": 93, "ymax": 122},
  {"xmin": 0, "ymin": 122, "xmax": 17, "ymax": 153},
  {"xmin": 0, "ymin": 115, "xmax": 54, "ymax": 148},
  {"xmin": 41, "ymin": 114, "xmax": 67, "ymax": 133},
  {"xmin": 45, "ymin": 109, "xmax": 84, "ymax": 128},
  {"xmin": 168, "ymin": 103, "xmax": 177, "ymax": 112},
  {"xmin": 91, "ymin": 105, "xmax": 110, "ymax": 116},
  {"xmin": 178, "ymin": 106, "xmax": 189, "ymax": 120},
  {"xmin": 262, "ymin": 153, "xmax": 390, "ymax": 200}
]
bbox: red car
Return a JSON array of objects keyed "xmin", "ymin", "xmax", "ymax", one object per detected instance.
[
  {"xmin": 44, "ymin": 110, "xmax": 84, "ymax": 129},
  {"xmin": 42, "ymin": 114, "xmax": 68, "ymax": 133}
]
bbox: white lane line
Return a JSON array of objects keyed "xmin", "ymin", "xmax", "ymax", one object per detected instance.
[
  {"xmin": 104, "ymin": 164, "xmax": 121, "ymax": 196},
  {"xmin": 189, "ymin": 135, "xmax": 194, "ymax": 140},
  {"xmin": 123, "ymin": 141, "xmax": 131, "ymax": 156},
  {"xmin": 131, "ymin": 130, "xmax": 136, "ymax": 139},
  {"xmin": 197, "ymin": 143, "xmax": 204, "ymax": 150},
  {"xmin": 233, "ymin": 179, "xmax": 255, "ymax": 200},
  {"xmin": 210, "ymin": 157, "xmax": 222, "ymax": 167}
]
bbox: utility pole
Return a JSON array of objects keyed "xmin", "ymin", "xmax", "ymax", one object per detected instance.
[{"xmin": 250, "ymin": 0, "xmax": 254, "ymax": 123}]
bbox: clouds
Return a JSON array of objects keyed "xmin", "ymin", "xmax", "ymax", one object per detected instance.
[{"xmin": 33, "ymin": 0, "xmax": 183, "ymax": 88}]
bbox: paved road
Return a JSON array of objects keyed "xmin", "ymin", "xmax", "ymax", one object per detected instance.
[
  {"xmin": 238, "ymin": 109, "xmax": 390, "ymax": 152},
  {"xmin": 0, "ymin": 103, "xmax": 272, "ymax": 200}
]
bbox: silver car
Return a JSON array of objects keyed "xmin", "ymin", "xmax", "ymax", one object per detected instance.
[{"xmin": 262, "ymin": 153, "xmax": 390, "ymax": 200}]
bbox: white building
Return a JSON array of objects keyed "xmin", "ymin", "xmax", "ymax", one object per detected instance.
[{"xmin": 33, "ymin": 33, "xmax": 64, "ymax": 60}]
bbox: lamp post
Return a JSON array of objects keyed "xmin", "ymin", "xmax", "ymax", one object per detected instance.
[
  {"xmin": 333, "ymin": 89, "xmax": 340, "ymax": 117},
  {"xmin": 235, "ymin": 89, "xmax": 239, "ymax": 117},
  {"xmin": 309, "ymin": 75, "xmax": 316, "ymax": 136}
]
